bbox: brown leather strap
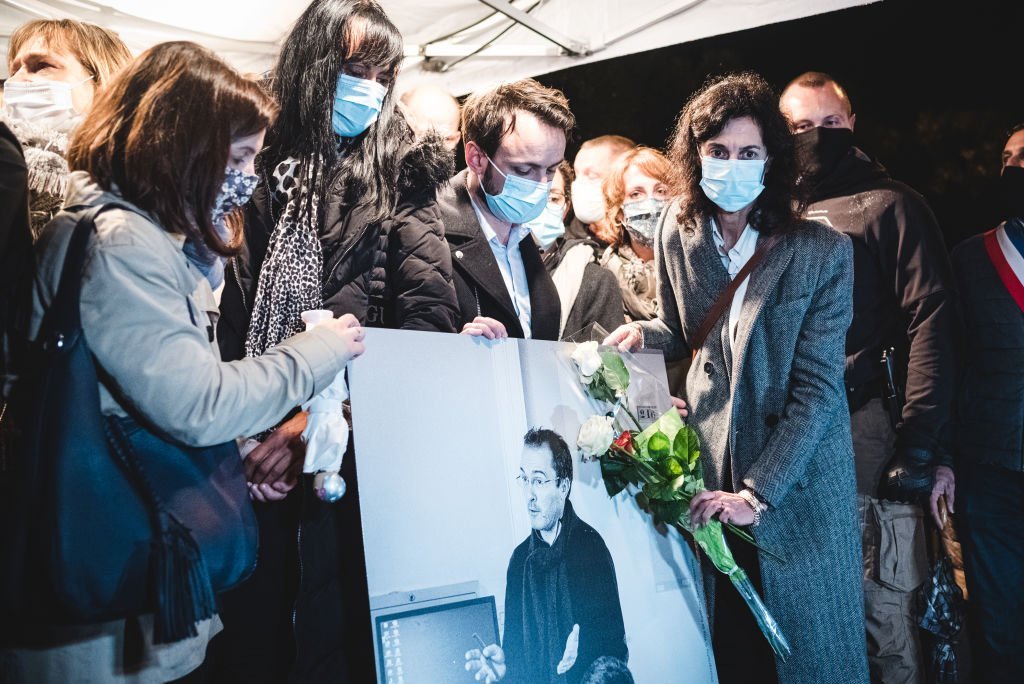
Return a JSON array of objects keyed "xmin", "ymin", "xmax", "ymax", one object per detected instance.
[{"xmin": 690, "ymin": 233, "xmax": 783, "ymax": 361}]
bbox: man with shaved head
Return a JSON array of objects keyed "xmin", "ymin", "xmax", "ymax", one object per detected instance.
[
  {"xmin": 781, "ymin": 71, "xmax": 958, "ymax": 684},
  {"xmin": 567, "ymin": 135, "xmax": 635, "ymax": 244},
  {"xmin": 400, "ymin": 83, "xmax": 462, "ymax": 151}
]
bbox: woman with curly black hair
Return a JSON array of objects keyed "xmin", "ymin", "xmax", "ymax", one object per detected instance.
[{"xmin": 606, "ymin": 72, "xmax": 866, "ymax": 684}]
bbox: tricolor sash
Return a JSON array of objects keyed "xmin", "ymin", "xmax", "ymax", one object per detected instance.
[{"xmin": 983, "ymin": 222, "xmax": 1024, "ymax": 313}]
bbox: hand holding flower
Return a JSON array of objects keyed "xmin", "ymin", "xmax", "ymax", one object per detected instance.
[{"xmin": 690, "ymin": 490, "xmax": 755, "ymax": 527}]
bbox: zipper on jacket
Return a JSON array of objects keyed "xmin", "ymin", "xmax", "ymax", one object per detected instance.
[{"xmin": 231, "ymin": 257, "xmax": 249, "ymax": 314}]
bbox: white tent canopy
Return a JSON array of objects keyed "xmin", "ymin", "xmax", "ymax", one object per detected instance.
[{"xmin": 0, "ymin": 0, "xmax": 874, "ymax": 94}]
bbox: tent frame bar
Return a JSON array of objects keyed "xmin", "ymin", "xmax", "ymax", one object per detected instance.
[{"xmin": 475, "ymin": 0, "xmax": 591, "ymax": 56}]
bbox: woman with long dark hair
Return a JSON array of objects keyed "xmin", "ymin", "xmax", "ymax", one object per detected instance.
[
  {"xmin": 605, "ymin": 72, "xmax": 867, "ymax": 683},
  {"xmin": 1, "ymin": 40, "xmax": 365, "ymax": 684},
  {"xmin": 212, "ymin": 1, "xmax": 457, "ymax": 681}
]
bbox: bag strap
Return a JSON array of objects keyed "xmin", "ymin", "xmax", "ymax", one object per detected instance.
[
  {"xmin": 50, "ymin": 202, "xmax": 138, "ymax": 331},
  {"xmin": 690, "ymin": 232, "xmax": 783, "ymax": 361}
]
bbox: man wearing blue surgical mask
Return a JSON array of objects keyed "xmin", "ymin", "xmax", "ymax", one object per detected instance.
[{"xmin": 437, "ymin": 78, "xmax": 575, "ymax": 341}]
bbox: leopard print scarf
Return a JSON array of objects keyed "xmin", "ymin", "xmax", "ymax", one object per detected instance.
[{"xmin": 244, "ymin": 158, "xmax": 324, "ymax": 357}]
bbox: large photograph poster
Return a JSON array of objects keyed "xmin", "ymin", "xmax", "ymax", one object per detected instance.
[{"xmin": 350, "ymin": 330, "xmax": 716, "ymax": 684}]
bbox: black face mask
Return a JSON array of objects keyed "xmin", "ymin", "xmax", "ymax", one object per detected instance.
[
  {"xmin": 793, "ymin": 126, "xmax": 855, "ymax": 186},
  {"xmin": 1000, "ymin": 165, "xmax": 1024, "ymax": 220}
]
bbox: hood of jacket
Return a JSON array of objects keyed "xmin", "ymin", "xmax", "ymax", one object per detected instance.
[{"xmin": 394, "ymin": 129, "xmax": 455, "ymax": 203}]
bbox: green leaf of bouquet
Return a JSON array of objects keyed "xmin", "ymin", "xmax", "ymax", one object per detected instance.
[
  {"xmin": 654, "ymin": 499, "xmax": 688, "ymax": 524},
  {"xmin": 635, "ymin": 491, "xmax": 650, "ymax": 511},
  {"xmin": 636, "ymin": 409, "xmax": 687, "ymax": 452},
  {"xmin": 589, "ymin": 378, "xmax": 617, "ymax": 404},
  {"xmin": 620, "ymin": 465, "xmax": 642, "ymax": 486},
  {"xmin": 647, "ymin": 431, "xmax": 670, "ymax": 460},
  {"xmin": 600, "ymin": 454, "xmax": 626, "ymax": 475},
  {"xmin": 662, "ymin": 457, "xmax": 683, "ymax": 479},
  {"xmin": 642, "ymin": 481, "xmax": 666, "ymax": 500},
  {"xmin": 604, "ymin": 475, "xmax": 627, "ymax": 498},
  {"xmin": 672, "ymin": 426, "xmax": 700, "ymax": 463},
  {"xmin": 599, "ymin": 352, "xmax": 631, "ymax": 392}
]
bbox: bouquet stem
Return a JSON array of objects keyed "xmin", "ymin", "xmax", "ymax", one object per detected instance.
[{"xmin": 728, "ymin": 569, "xmax": 793, "ymax": 661}]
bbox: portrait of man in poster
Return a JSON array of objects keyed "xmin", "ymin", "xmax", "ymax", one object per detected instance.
[{"xmin": 465, "ymin": 428, "xmax": 628, "ymax": 683}]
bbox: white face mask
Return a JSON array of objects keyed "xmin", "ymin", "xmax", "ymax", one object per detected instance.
[
  {"xmin": 570, "ymin": 177, "xmax": 606, "ymax": 224},
  {"xmin": 3, "ymin": 76, "xmax": 91, "ymax": 131}
]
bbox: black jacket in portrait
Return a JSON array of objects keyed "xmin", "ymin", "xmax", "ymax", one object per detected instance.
[
  {"xmin": 437, "ymin": 169, "xmax": 561, "ymax": 341},
  {"xmin": 805, "ymin": 148, "xmax": 957, "ymax": 467},
  {"xmin": 502, "ymin": 500, "xmax": 627, "ymax": 684}
]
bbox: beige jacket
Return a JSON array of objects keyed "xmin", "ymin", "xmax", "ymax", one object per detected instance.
[
  {"xmin": 31, "ymin": 172, "xmax": 350, "ymax": 442},
  {"xmin": 3, "ymin": 172, "xmax": 353, "ymax": 683}
]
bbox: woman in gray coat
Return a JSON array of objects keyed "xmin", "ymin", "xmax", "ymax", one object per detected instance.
[{"xmin": 606, "ymin": 73, "xmax": 867, "ymax": 683}]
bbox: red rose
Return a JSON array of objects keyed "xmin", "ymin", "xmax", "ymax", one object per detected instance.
[{"xmin": 612, "ymin": 430, "xmax": 634, "ymax": 455}]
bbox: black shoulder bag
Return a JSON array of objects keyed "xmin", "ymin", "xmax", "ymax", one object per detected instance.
[{"xmin": 0, "ymin": 203, "xmax": 257, "ymax": 644}]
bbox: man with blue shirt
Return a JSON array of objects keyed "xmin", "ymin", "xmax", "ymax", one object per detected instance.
[{"xmin": 437, "ymin": 78, "xmax": 575, "ymax": 341}]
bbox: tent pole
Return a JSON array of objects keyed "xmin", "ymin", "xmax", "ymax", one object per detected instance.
[{"xmin": 474, "ymin": 0, "xmax": 591, "ymax": 56}]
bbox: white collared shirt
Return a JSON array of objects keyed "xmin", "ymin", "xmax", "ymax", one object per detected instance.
[
  {"xmin": 711, "ymin": 219, "xmax": 759, "ymax": 348},
  {"xmin": 468, "ymin": 188, "xmax": 534, "ymax": 337}
]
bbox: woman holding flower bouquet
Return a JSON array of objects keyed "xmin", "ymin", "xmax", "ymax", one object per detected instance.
[{"xmin": 605, "ymin": 72, "xmax": 867, "ymax": 684}]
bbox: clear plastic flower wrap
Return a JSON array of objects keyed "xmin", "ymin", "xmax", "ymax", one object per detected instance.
[{"xmin": 561, "ymin": 326, "xmax": 792, "ymax": 660}]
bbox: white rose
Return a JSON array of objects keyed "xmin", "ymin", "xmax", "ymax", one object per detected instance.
[
  {"xmin": 577, "ymin": 415, "xmax": 616, "ymax": 459},
  {"xmin": 571, "ymin": 341, "xmax": 603, "ymax": 382}
]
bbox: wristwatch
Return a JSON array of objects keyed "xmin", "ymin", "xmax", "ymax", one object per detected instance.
[{"xmin": 738, "ymin": 488, "xmax": 767, "ymax": 526}]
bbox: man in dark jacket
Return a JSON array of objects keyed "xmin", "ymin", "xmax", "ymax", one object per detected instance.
[
  {"xmin": 781, "ymin": 72, "xmax": 957, "ymax": 684},
  {"xmin": 466, "ymin": 429, "xmax": 627, "ymax": 684},
  {"xmin": 437, "ymin": 78, "xmax": 574, "ymax": 342},
  {"xmin": 951, "ymin": 123, "xmax": 1024, "ymax": 684}
]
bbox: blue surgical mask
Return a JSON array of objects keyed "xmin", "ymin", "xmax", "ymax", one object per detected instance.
[
  {"xmin": 482, "ymin": 154, "xmax": 552, "ymax": 225},
  {"xmin": 622, "ymin": 197, "xmax": 667, "ymax": 247},
  {"xmin": 699, "ymin": 157, "xmax": 767, "ymax": 213},
  {"xmin": 524, "ymin": 201, "xmax": 566, "ymax": 249},
  {"xmin": 332, "ymin": 73, "xmax": 388, "ymax": 138}
]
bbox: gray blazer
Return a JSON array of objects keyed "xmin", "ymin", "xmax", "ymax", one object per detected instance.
[{"xmin": 641, "ymin": 205, "xmax": 868, "ymax": 683}]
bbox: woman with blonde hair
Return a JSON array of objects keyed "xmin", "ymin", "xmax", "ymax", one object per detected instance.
[
  {"xmin": 599, "ymin": 146, "xmax": 677, "ymax": 323},
  {"xmin": 2, "ymin": 19, "xmax": 132, "ymax": 237}
]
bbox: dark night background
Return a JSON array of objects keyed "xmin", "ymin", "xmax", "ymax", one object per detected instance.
[{"xmin": 529, "ymin": 0, "xmax": 1023, "ymax": 248}]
